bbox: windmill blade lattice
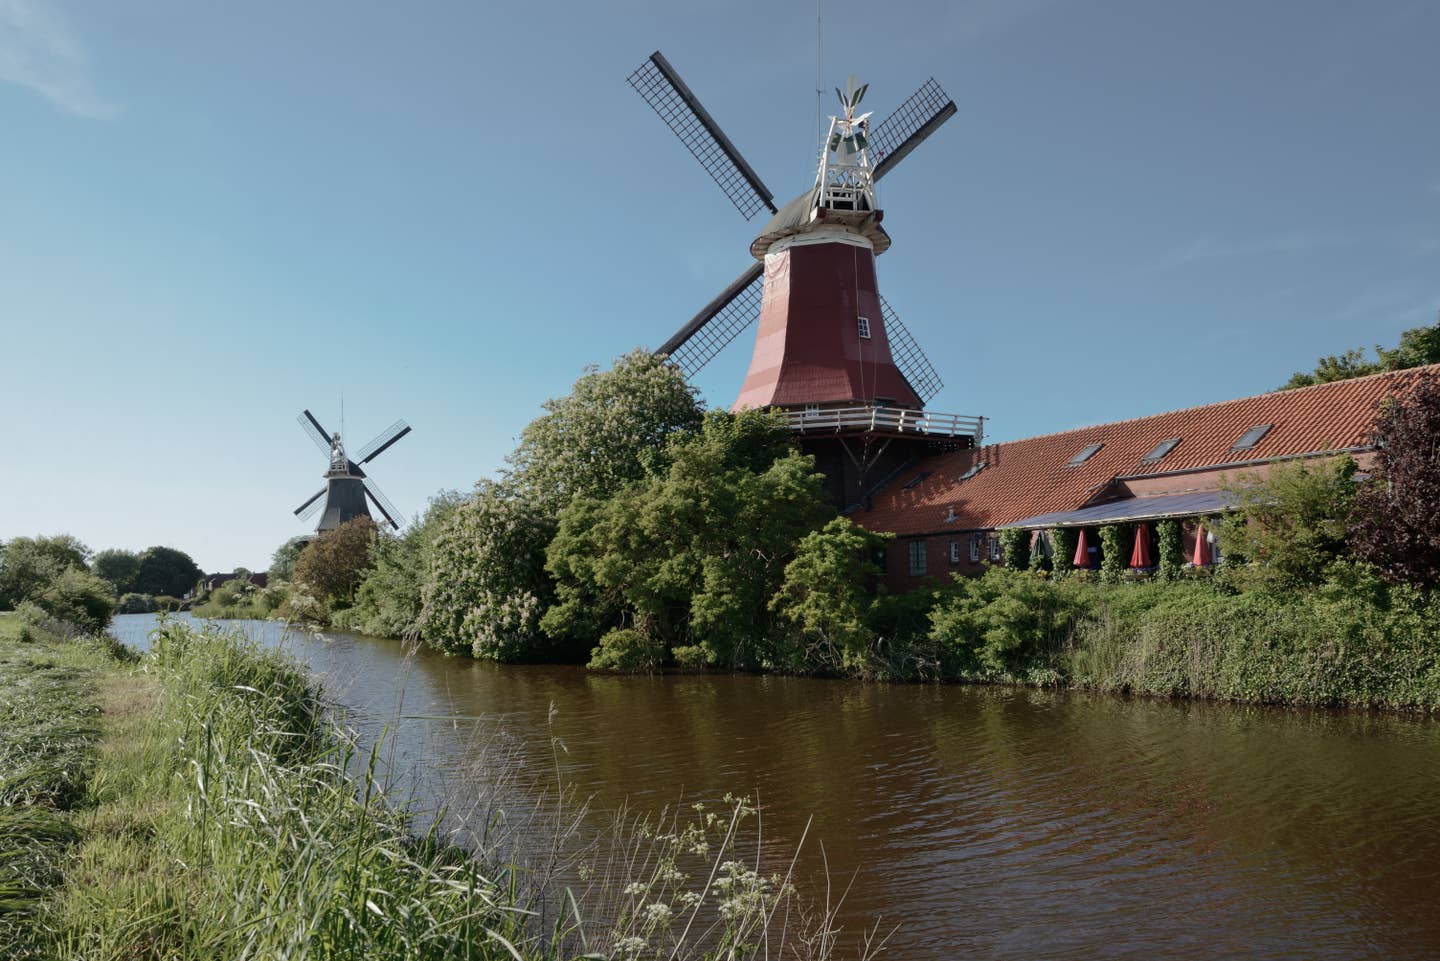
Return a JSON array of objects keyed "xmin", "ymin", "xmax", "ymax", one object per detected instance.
[
  {"xmin": 657, "ymin": 263, "xmax": 764, "ymax": 377},
  {"xmin": 356, "ymin": 420, "xmax": 411, "ymax": 464},
  {"xmin": 879, "ymin": 296, "xmax": 944, "ymax": 404},
  {"xmin": 870, "ymin": 78, "xmax": 957, "ymax": 182},
  {"xmin": 364, "ymin": 481, "xmax": 406, "ymax": 531},
  {"xmin": 294, "ymin": 488, "xmax": 326, "ymax": 521},
  {"xmin": 629, "ymin": 52, "xmax": 777, "ymax": 220},
  {"xmin": 297, "ymin": 411, "xmax": 333, "ymax": 455}
]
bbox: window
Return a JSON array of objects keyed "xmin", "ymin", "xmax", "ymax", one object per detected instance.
[
  {"xmin": 988, "ymin": 534, "xmax": 1002, "ymax": 562},
  {"xmin": 857, "ymin": 316, "xmax": 871, "ymax": 339},
  {"xmin": 949, "ymin": 540, "xmax": 961, "ymax": 564},
  {"xmin": 958, "ymin": 461, "xmax": 987, "ymax": 482},
  {"xmin": 1067, "ymin": 443, "xmax": 1104, "ymax": 466},
  {"xmin": 1142, "ymin": 437, "xmax": 1181, "ymax": 463},
  {"xmin": 968, "ymin": 537, "xmax": 981, "ymax": 563},
  {"xmin": 1232, "ymin": 424, "xmax": 1273, "ymax": 451},
  {"xmin": 908, "ymin": 540, "xmax": 928, "ymax": 576},
  {"xmin": 803, "ymin": 403, "xmax": 820, "ymax": 419},
  {"xmin": 873, "ymin": 547, "xmax": 888, "ymax": 573},
  {"xmin": 903, "ymin": 470, "xmax": 933, "ymax": 490}
]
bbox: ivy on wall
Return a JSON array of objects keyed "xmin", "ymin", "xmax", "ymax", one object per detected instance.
[
  {"xmin": 1157, "ymin": 519, "xmax": 1183, "ymax": 581},
  {"xmin": 999, "ymin": 528, "xmax": 1029, "ymax": 570},
  {"xmin": 1051, "ymin": 527, "xmax": 1077, "ymax": 579},
  {"xmin": 1099, "ymin": 524, "xmax": 1125, "ymax": 584}
]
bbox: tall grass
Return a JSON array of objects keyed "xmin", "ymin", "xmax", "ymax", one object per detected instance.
[{"xmin": 37, "ymin": 619, "xmax": 877, "ymax": 960}]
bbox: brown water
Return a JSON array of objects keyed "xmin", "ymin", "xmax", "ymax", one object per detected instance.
[{"xmin": 112, "ymin": 614, "xmax": 1440, "ymax": 960}]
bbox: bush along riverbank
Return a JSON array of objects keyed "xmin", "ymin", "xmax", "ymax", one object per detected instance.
[{"xmin": 0, "ymin": 615, "xmax": 873, "ymax": 960}]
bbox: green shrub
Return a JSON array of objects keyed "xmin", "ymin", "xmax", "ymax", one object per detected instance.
[
  {"xmin": 1157, "ymin": 520, "xmax": 1183, "ymax": 581},
  {"xmin": 116, "ymin": 593, "xmax": 156, "ymax": 614},
  {"xmin": 588, "ymin": 627, "xmax": 667, "ymax": 673},
  {"xmin": 999, "ymin": 528, "xmax": 1029, "ymax": 570},
  {"xmin": 1051, "ymin": 528, "xmax": 1077, "ymax": 578},
  {"xmin": 33, "ymin": 568, "xmax": 115, "ymax": 633},
  {"xmin": 928, "ymin": 568, "xmax": 1089, "ymax": 677}
]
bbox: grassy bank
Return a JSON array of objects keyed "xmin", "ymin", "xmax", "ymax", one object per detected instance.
[
  {"xmin": 1, "ymin": 616, "xmax": 861, "ymax": 960},
  {"xmin": 919, "ymin": 566, "xmax": 1440, "ymax": 712}
]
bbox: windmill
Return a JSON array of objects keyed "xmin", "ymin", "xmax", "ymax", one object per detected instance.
[
  {"xmin": 629, "ymin": 52, "xmax": 983, "ymax": 506},
  {"xmin": 292, "ymin": 410, "xmax": 411, "ymax": 533}
]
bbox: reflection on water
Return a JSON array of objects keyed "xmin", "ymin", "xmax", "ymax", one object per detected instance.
[{"xmin": 111, "ymin": 614, "xmax": 1440, "ymax": 961}]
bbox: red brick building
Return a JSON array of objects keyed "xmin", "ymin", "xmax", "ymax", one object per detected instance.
[{"xmin": 857, "ymin": 366, "xmax": 1438, "ymax": 592}]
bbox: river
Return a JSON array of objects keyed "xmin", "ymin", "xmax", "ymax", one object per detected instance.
[{"xmin": 110, "ymin": 613, "xmax": 1440, "ymax": 960}]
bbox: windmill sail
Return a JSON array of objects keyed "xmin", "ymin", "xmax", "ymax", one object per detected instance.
[
  {"xmin": 629, "ymin": 52, "xmax": 777, "ymax": 220},
  {"xmin": 356, "ymin": 420, "xmax": 411, "ymax": 464},
  {"xmin": 294, "ymin": 488, "xmax": 326, "ymax": 521},
  {"xmin": 870, "ymin": 78, "xmax": 957, "ymax": 182},
  {"xmin": 297, "ymin": 410, "xmax": 333, "ymax": 455},
  {"xmin": 364, "ymin": 480, "xmax": 405, "ymax": 531},
  {"xmin": 880, "ymin": 296, "xmax": 945, "ymax": 404},
  {"xmin": 656, "ymin": 263, "xmax": 763, "ymax": 377}
]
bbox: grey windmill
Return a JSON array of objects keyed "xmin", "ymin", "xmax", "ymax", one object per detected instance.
[
  {"xmin": 293, "ymin": 410, "xmax": 411, "ymax": 533},
  {"xmin": 628, "ymin": 51, "xmax": 957, "ymax": 401}
]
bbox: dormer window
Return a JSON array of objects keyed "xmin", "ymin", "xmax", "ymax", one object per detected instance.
[
  {"xmin": 1232, "ymin": 424, "xmax": 1273, "ymax": 451},
  {"xmin": 857, "ymin": 316, "xmax": 871, "ymax": 339},
  {"xmin": 1067, "ymin": 443, "xmax": 1104, "ymax": 467}
]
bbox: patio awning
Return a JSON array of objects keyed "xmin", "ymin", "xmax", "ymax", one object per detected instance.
[{"xmin": 1003, "ymin": 490, "xmax": 1237, "ymax": 530}]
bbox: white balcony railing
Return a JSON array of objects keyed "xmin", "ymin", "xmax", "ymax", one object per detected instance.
[{"xmin": 786, "ymin": 406, "xmax": 984, "ymax": 443}]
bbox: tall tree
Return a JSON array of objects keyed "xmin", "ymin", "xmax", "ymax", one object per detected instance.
[
  {"xmin": 269, "ymin": 536, "xmax": 309, "ymax": 580},
  {"xmin": 1283, "ymin": 315, "xmax": 1440, "ymax": 389},
  {"xmin": 506, "ymin": 348, "xmax": 703, "ymax": 512},
  {"xmin": 93, "ymin": 548, "xmax": 142, "ymax": 595},
  {"xmin": 1350, "ymin": 374, "xmax": 1440, "ymax": 586},
  {"xmin": 544, "ymin": 409, "xmax": 833, "ymax": 671},
  {"xmin": 134, "ymin": 546, "xmax": 205, "ymax": 598}
]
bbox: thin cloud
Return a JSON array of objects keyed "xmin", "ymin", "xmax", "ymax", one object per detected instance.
[
  {"xmin": 1144, "ymin": 231, "xmax": 1355, "ymax": 272},
  {"xmin": 0, "ymin": 0, "xmax": 117, "ymax": 118}
]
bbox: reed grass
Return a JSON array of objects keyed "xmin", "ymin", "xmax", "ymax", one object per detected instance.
[{"xmin": 8, "ymin": 617, "xmax": 876, "ymax": 960}]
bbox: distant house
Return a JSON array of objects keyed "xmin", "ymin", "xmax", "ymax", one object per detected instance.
[
  {"xmin": 202, "ymin": 572, "xmax": 269, "ymax": 593},
  {"xmin": 858, "ymin": 365, "xmax": 1438, "ymax": 591}
]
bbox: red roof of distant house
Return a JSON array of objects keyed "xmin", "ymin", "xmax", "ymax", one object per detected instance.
[{"xmin": 859, "ymin": 365, "xmax": 1438, "ymax": 537}]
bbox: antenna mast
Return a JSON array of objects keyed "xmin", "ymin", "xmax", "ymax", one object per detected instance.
[{"xmin": 815, "ymin": 0, "xmax": 823, "ymax": 159}]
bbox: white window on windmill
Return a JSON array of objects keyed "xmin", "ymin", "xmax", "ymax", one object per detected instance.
[
  {"xmin": 857, "ymin": 315, "xmax": 871, "ymax": 339},
  {"xmin": 803, "ymin": 403, "xmax": 820, "ymax": 419},
  {"xmin": 908, "ymin": 540, "xmax": 928, "ymax": 576}
]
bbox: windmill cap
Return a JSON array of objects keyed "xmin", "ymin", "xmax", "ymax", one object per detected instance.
[{"xmin": 750, "ymin": 187, "xmax": 890, "ymax": 259}]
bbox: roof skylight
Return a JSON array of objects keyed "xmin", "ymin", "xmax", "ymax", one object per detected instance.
[
  {"xmin": 1142, "ymin": 438, "xmax": 1181, "ymax": 464},
  {"xmin": 1067, "ymin": 443, "xmax": 1104, "ymax": 467},
  {"xmin": 1231, "ymin": 424, "xmax": 1273, "ymax": 451}
]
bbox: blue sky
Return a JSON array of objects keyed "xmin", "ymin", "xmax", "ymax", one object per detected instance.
[{"xmin": 2, "ymin": 0, "xmax": 1436, "ymax": 572}]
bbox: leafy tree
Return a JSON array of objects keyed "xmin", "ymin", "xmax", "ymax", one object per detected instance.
[
  {"xmin": 418, "ymin": 352, "xmax": 704, "ymax": 659},
  {"xmin": 506, "ymin": 348, "xmax": 703, "ymax": 513},
  {"xmin": 134, "ymin": 546, "xmax": 204, "ymax": 598},
  {"xmin": 349, "ymin": 490, "xmax": 463, "ymax": 638},
  {"xmin": 0, "ymin": 535, "xmax": 90, "ymax": 609},
  {"xmin": 92, "ymin": 548, "xmax": 141, "ymax": 595},
  {"xmin": 291, "ymin": 517, "xmax": 377, "ymax": 608},
  {"xmin": 544, "ymin": 409, "xmax": 833, "ymax": 671},
  {"xmin": 1216, "ymin": 456, "xmax": 1358, "ymax": 588},
  {"xmin": 999, "ymin": 528, "xmax": 1029, "ymax": 569},
  {"xmin": 771, "ymin": 517, "xmax": 891, "ymax": 672},
  {"xmin": 269, "ymin": 537, "xmax": 309, "ymax": 580},
  {"xmin": 1350, "ymin": 375, "xmax": 1440, "ymax": 586},
  {"xmin": 1282, "ymin": 315, "xmax": 1440, "ymax": 389},
  {"xmin": 421, "ymin": 482, "xmax": 555, "ymax": 659}
]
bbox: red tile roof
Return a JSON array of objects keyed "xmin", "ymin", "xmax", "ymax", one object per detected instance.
[{"xmin": 859, "ymin": 365, "xmax": 1439, "ymax": 536}]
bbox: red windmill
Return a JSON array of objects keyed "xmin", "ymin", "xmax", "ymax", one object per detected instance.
[{"xmin": 630, "ymin": 53, "xmax": 984, "ymax": 506}]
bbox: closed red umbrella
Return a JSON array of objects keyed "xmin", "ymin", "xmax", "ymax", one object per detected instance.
[
  {"xmin": 1193, "ymin": 524, "xmax": 1212, "ymax": 567},
  {"xmin": 1073, "ymin": 529, "xmax": 1091, "ymax": 568},
  {"xmin": 1130, "ymin": 523, "xmax": 1154, "ymax": 569}
]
